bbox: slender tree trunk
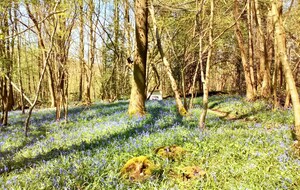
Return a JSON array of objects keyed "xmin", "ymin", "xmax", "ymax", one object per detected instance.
[
  {"xmin": 199, "ymin": 0, "xmax": 214, "ymax": 129},
  {"xmin": 24, "ymin": 2, "xmax": 59, "ymax": 136},
  {"xmin": 0, "ymin": 5, "xmax": 11, "ymax": 125},
  {"xmin": 149, "ymin": 2, "xmax": 187, "ymax": 116},
  {"xmin": 113, "ymin": 0, "xmax": 120, "ymax": 99},
  {"xmin": 128, "ymin": 0, "xmax": 148, "ymax": 116},
  {"xmin": 84, "ymin": 0, "xmax": 95, "ymax": 105},
  {"xmin": 14, "ymin": 2, "xmax": 25, "ymax": 114},
  {"xmin": 189, "ymin": 0, "xmax": 205, "ymax": 110},
  {"xmin": 247, "ymin": 0, "xmax": 257, "ymax": 96},
  {"xmin": 78, "ymin": 0, "xmax": 84, "ymax": 101},
  {"xmin": 254, "ymin": 0, "xmax": 271, "ymax": 98},
  {"xmin": 234, "ymin": 0, "xmax": 256, "ymax": 100},
  {"xmin": 124, "ymin": 0, "xmax": 131, "ymax": 95},
  {"xmin": 272, "ymin": 0, "xmax": 300, "ymax": 140}
]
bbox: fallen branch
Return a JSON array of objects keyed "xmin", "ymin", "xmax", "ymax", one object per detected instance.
[{"xmin": 4, "ymin": 74, "xmax": 33, "ymax": 106}]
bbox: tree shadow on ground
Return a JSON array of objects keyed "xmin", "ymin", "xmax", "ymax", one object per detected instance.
[
  {"xmin": 0, "ymin": 101, "xmax": 129, "ymax": 170},
  {"xmin": 1, "ymin": 101, "xmax": 129, "ymax": 133},
  {"xmin": 0, "ymin": 101, "xmax": 183, "ymax": 175}
]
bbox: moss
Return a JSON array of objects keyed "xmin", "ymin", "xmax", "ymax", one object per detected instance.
[
  {"xmin": 155, "ymin": 145, "xmax": 186, "ymax": 160},
  {"xmin": 121, "ymin": 156, "xmax": 155, "ymax": 181},
  {"xmin": 179, "ymin": 107, "xmax": 187, "ymax": 116},
  {"xmin": 173, "ymin": 166, "xmax": 206, "ymax": 181}
]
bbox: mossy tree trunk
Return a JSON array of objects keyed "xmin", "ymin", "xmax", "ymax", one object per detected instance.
[{"xmin": 128, "ymin": 0, "xmax": 148, "ymax": 116}]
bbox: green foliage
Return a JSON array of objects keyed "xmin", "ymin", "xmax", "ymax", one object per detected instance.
[{"xmin": 0, "ymin": 96, "xmax": 299, "ymax": 189}]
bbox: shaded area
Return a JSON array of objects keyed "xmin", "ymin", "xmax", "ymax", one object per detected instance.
[{"xmin": 0, "ymin": 101, "xmax": 183, "ymax": 175}]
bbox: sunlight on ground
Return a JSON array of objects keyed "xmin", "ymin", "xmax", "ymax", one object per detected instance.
[{"xmin": 0, "ymin": 95, "xmax": 299, "ymax": 189}]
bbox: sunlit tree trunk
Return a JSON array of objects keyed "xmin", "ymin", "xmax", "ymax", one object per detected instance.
[
  {"xmin": 272, "ymin": 0, "xmax": 300, "ymax": 140},
  {"xmin": 84, "ymin": 0, "xmax": 95, "ymax": 105},
  {"xmin": 234, "ymin": 0, "xmax": 256, "ymax": 100},
  {"xmin": 24, "ymin": 2, "xmax": 59, "ymax": 136},
  {"xmin": 149, "ymin": 2, "xmax": 187, "ymax": 116},
  {"xmin": 247, "ymin": 0, "xmax": 257, "ymax": 96},
  {"xmin": 14, "ymin": 1, "xmax": 25, "ymax": 113},
  {"xmin": 124, "ymin": 0, "xmax": 131, "ymax": 94},
  {"xmin": 254, "ymin": 0, "xmax": 271, "ymax": 98},
  {"xmin": 199, "ymin": 0, "xmax": 214, "ymax": 129},
  {"xmin": 113, "ymin": 0, "xmax": 120, "ymax": 99},
  {"xmin": 128, "ymin": 0, "xmax": 148, "ymax": 116},
  {"xmin": 189, "ymin": 0, "xmax": 205, "ymax": 110}
]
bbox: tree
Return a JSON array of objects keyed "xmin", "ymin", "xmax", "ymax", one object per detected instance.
[
  {"xmin": 234, "ymin": 0, "xmax": 256, "ymax": 100},
  {"xmin": 128, "ymin": 0, "xmax": 149, "ymax": 115},
  {"xmin": 149, "ymin": 1, "xmax": 187, "ymax": 116},
  {"xmin": 199, "ymin": 0, "xmax": 214, "ymax": 129},
  {"xmin": 78, "ymin": 0, "xmax": 85, "ymax": 101},
  {"xmin": 84, "ymin": 0, "xmax": 96, "ymax": 105},
  {"xmin": 272, "ymin": 0, "xmax": 300, "ymax": 141},
  {"xmin": 0, "ymin": 1, "xmax": 15, "ymax": 126},
  {"xmin": 254, "ymin": 0, "xmax": 271, "ymax": 99},
  {"xmin": 24, "ymin": 1, "xmax": 60, "ymax": 136}
]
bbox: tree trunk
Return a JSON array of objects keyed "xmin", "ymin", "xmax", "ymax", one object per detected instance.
[
  {"xmin": 84, "ymin": 0, "xmax": 95, "ymax": 105},
  {"xmin": 113, "ymin": 0, "xmax": 120, "ymax": 99},
  {"xmin": 199, "ymin": 0, "xmax": 214, "ymax": 129},
  {"xmin": 14, "ymin": 2, "xmax": 25, "ymax": 114},
  {"xmin": 128, "ymin": 0, "xmax": 148, "ymax": 116},
  {"xmin": 24, "ymin": 2, "xmax": 59, "ymax": 136},
  {"xmin": 247, "ymin": 0, "xmax": 257, "ymax": 96},
  {"xmin": 254, "ymin": 0, "xmax": 271, "ymax": 98},
  {"xmin": 78, "ymin": 0, "xmax": 84, "ymax": 101},
  {"xmin": 272, "ymin": 0, "xmax": 300, "ymax": 141},
  {"xmin": 149, "ymin": 2, "xmax": 187, "ymax": 116},
  {"xmin": 234, "ymin": 0, "xmax": 256, "ymax": 100}
]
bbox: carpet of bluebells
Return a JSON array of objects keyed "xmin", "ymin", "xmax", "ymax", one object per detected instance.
[{"xmin": 0, "ymin": 95, "xmax": 300, "ymax": 189}]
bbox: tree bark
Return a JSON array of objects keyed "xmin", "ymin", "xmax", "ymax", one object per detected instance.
[
  {"xmin": 128, "ymin": 0, "xmax": 148, "ymax": 116},
  {"xmin": 272, "ymin": 0, "xmax": 300, "ymax": 141}
]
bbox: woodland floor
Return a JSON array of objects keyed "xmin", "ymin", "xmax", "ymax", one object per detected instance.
[{"xmin": 0, "ymin": 95, "xmax": 300, "ymax": 189}]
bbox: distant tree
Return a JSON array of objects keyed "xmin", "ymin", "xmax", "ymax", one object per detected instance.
[
  {"xmin": 0, "ymin": 1, "xmax": 15, "ymax": 126},
  {"xmin": 53, "ymin": 1, "xmax": 76, "ymax": 121},
  {"xmin": 84, "ymin": 0, "xmax": 96, "ymax": 105},
  {"xmin": 78, "ymin": 0, "xmax": 85, "ymax": 101},
  {"xmin": 128, "ymin": 0, "xmax": 148, "ymax": 115}
]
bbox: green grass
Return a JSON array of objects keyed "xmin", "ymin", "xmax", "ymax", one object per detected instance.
[{"xmin": 0, "ymin": 95, "xmax": 299, "ymax": 189}]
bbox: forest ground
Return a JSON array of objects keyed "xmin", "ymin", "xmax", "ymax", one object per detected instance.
[{"xmin": 0, "ymin": 95, "xmax": 300, "ymax": 189}]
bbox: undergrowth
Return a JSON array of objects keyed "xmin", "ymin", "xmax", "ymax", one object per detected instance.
[{"xmin": 0, "ymin": 95, "xmax": 299, "ymax": 189}]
